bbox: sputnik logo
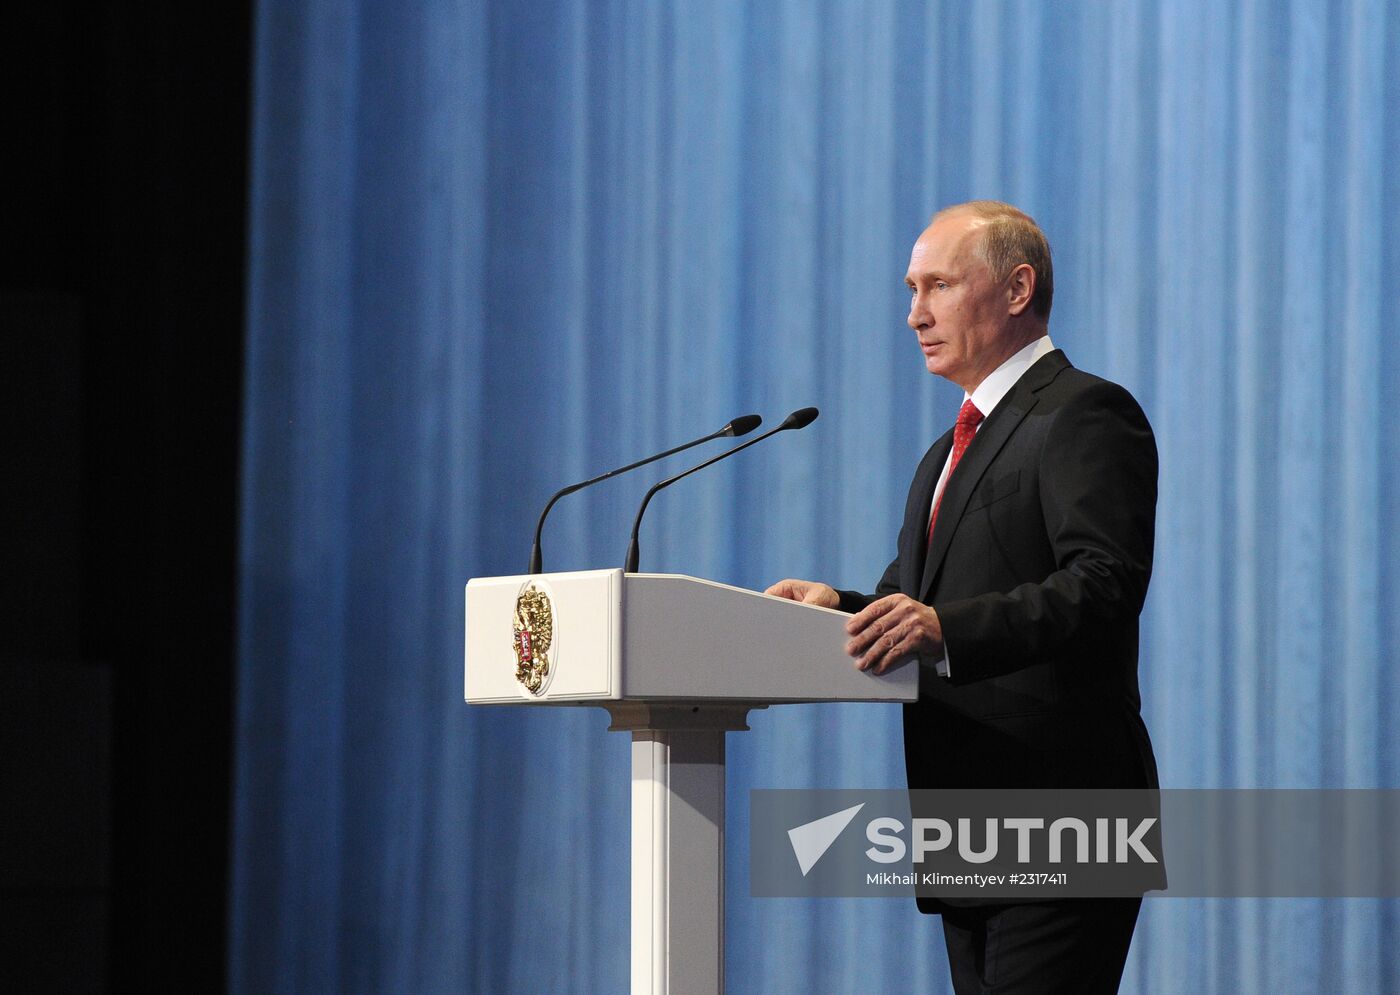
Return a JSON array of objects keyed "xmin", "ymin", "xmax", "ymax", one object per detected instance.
[{"xmin": 787, "ymin": 804, "xmax": 865, "ymax": 876}]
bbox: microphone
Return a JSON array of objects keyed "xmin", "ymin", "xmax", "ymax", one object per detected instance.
[
  {"xmin": 624, "ymin": 407, "xmax": 819, "ymax": 573},
  {"xmin": 528, "ymin": 414, "xmax": 762, "ymax": 573}
]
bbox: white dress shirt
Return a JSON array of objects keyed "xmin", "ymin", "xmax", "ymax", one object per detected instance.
[{"xmin": 930, "ymin": 334, "xmax": 1056, "ymax": 677}]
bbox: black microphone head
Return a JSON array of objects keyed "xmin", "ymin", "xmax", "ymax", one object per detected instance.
[
  {"xmin": 779, "ymin": 406, "xmax": 820, "ymax": 430},
  {"xmin": 724, "ymin": 413, "xmax": 763, "ymax": 437}
]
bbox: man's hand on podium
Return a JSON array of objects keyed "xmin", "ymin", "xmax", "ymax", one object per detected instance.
[
  {"xmin": 764, "ymin": 581, "xmax": 933, "ymax": 675},
  {"xmin": 845, "ymin": 595, "xmax": 942, "ymax": 675},
  {"xmin": 764, "ymin": 578, "xmax": 840, "ymax": 609}
]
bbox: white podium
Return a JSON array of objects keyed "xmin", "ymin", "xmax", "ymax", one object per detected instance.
[{"xmin": 465, "ymin": 570, "xmax": 916, "ymax": 994}]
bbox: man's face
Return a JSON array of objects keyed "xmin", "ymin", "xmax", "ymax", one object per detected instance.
[{"xmin": 904, "ymin": 212, "xmax": 1017, "ymax": 393}]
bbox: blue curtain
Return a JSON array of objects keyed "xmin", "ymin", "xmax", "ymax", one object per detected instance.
[{"xmin": 232, "ymin": 0, "xmax": 1400, "ymax": 991}]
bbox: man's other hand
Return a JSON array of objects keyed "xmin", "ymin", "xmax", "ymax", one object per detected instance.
[
  {"xmin": 764, "ymin": 578, "xmax": 840, "ymax": 608},
  {"xmin": 845, "ymin": 594, "xmax": 943, "ymax": 675}
]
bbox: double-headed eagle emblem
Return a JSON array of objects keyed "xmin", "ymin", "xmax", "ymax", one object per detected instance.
[{"xmin": 512, "ymin": 583, "xmax": 554, "ymax": 695}]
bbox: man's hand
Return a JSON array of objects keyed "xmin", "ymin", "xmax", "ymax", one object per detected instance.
[
  {"xmin": 845, "ymin": 594, "xmax": 943, "ymax": 675},
  {"xmin": 764, "ymin": 578, "xmax": 840, "ymax": 609}
]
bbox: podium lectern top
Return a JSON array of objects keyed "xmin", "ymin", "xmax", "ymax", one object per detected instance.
[{"xmin": 465, "ymin": 569, "xmax": 918, "ymax": 705}]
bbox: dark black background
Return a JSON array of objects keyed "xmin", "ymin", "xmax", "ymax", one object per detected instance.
[{"xmin": 1, "ymin": 1, "xmax": 250, "ymax": 989}]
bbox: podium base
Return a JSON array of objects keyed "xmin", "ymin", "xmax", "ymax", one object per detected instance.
[{"xmin": 605, "ymin": 704, "xmax": 762, "ymax": 995}]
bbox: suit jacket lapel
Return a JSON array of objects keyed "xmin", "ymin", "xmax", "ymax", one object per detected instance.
[
  {"xmin": 918, "ymin": 350, "xmax": 1069, "ymax": 601},
  {"xmin": 902, "ymin": 429, "xmax": 953, "ymax": 595}
]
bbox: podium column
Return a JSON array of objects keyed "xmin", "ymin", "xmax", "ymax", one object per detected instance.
[{"xmin": 606, "ymin": 704, "xmax": 758, "ymax": 995}]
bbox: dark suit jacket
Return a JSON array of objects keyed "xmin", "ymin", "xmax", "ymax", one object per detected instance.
[{"xmin": 839, "ymin": 349, "xmax": 1160, "ymax": 795}]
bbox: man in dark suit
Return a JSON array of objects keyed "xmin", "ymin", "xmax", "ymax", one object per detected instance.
[{"xmin": 767, "ymin": 201, "xmax": 1158, "ymax": 993}]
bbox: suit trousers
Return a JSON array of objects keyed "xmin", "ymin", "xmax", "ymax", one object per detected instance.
[{"xmin": 941, "ymin": 897, "xmax": 1142, "ymax": 994}]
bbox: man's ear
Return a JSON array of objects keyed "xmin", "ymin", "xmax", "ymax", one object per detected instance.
[{"xmin": 1007, "ymin": 263, "xmax": 1035, "ymax": 315}]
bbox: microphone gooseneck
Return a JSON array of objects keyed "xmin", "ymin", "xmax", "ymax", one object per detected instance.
[
  {"xmin": 624, "ymin": 407, "xmax": 819, "ymax": 573},
  {"xmin": 527, "ymin": 414, "xmax": 761, "ymax": 573}
]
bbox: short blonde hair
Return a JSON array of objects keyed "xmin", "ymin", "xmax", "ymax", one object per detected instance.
[{"xmin": 935, "ymin": 201, "xmax": 1054, "ymax": 319}]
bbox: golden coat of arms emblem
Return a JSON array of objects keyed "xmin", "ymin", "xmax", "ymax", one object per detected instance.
[{"xmin": 512, "ymin": 583, "xmax": 554, "ymax": 695}]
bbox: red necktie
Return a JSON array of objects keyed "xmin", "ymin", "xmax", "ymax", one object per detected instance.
[{"xmin": 927, "ymin": 399, "xmax": 984, "ymax": 543}]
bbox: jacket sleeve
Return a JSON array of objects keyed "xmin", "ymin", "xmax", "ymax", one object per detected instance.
[{"xmin": 932, "ymin": 382, "xmax": 1158, "ymax": 685}]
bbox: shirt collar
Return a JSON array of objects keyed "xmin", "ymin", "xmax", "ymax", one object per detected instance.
[{"xmin": 966, "ymin": 334, "xmax": 1056, "ymax": 420}]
